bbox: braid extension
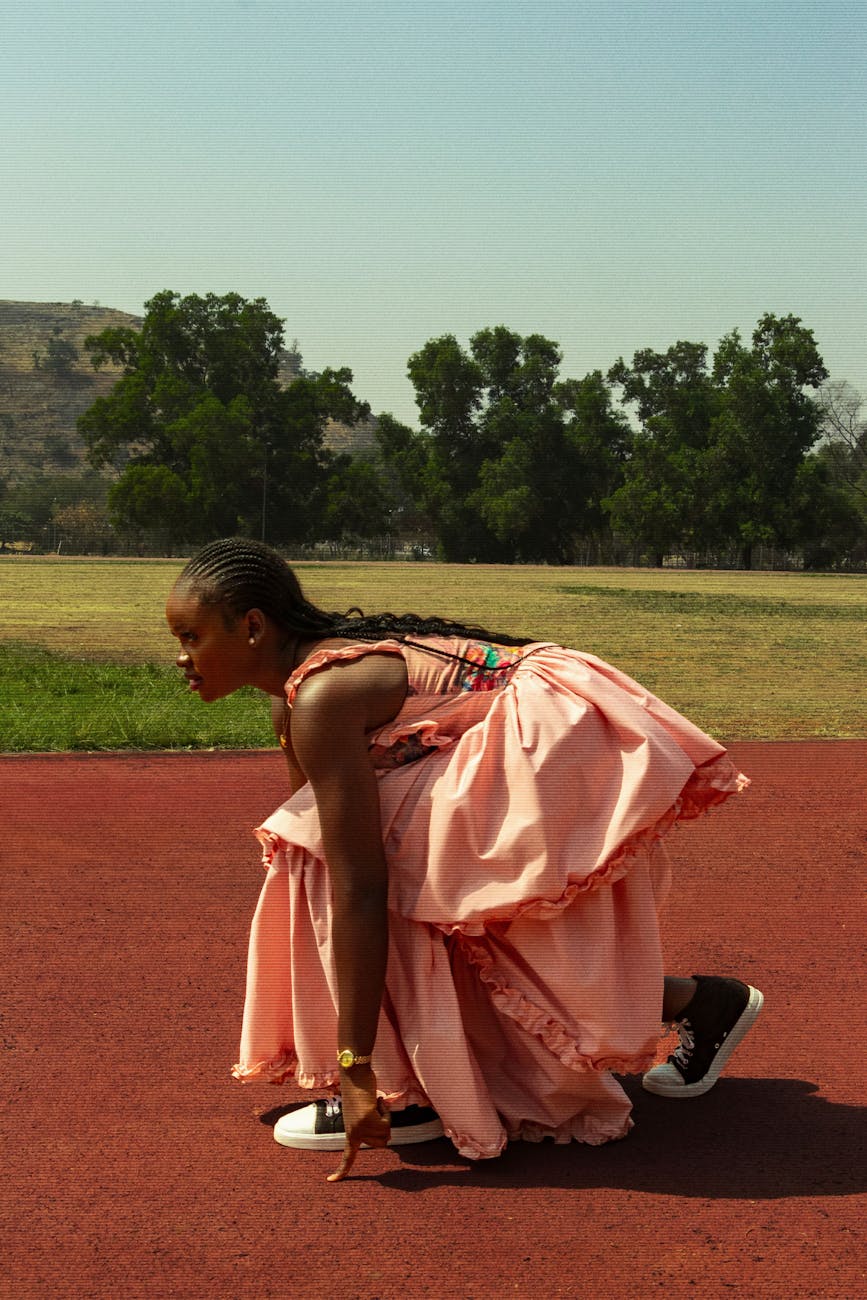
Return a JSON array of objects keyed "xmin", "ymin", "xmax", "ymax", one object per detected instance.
[
  {"xmin": 179, "ymin": 540, "xmax": 536, "ymax": 663},
  {"xmin": 329, "ymin": 611, "xmax": 534, "ymax": 656}
]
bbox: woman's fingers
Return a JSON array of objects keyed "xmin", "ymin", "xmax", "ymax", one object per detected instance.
[
  {"xmin": 325, "ymin": 1109, "xmax": 391, "ymax": 1183},
  {"xmin": 326, "ymin": 1144, "xmax": 358, "ymax": 1183}
]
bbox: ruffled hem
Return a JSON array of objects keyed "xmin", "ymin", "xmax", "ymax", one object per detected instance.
[
  {"xmin": 369, "ymin": 717, "xmax": 456, "ymax": 754},
  {"xmin": 429, "ymin": 1113, "xmax": 632, "ymax": 1159},
  {"xmin": 231, "ymin": 1051, "xmax": 299, "ymax": 1085},
  {"xmin": 253, "ymin": 828, "xmax": 284, "ymax": 867},
  {"xmin": 231, "ymin": 1055, "xmax": 434, "ymax": 1107},
  {"xmin": 677, "ymin": 751, "xmax": 750, "ymax": 817},
  {"xmin": 442, "ymin": 1126, "xmax": 508, "ymax": 1161},
  {"xmin": 507, "ymin": 1113, "xmax": 634, "ymax": 1148},
  {"xmin": 458, "ymin": 935, "xmax": 658, "ymax": 1076}
]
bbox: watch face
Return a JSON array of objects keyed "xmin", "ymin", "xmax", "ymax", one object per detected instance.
[{"xmin": 337, "ymin": 1049, "xmax": 353, "ymax": 1068}]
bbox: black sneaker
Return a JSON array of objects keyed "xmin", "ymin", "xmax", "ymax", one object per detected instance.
[
  {"xmin": 273, "ymin": 1097, "xmax": 444, "ymax": 1150},
  {"xmin": 642, "ymin": 975, "xmax": 764, "ymax": 1098}
]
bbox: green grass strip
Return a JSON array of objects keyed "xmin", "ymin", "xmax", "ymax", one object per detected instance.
[
  {"xmin": 558, "ymin": 586, "xmax": 867, "ymax": 620},
  {"xmin": 0, "ymin": 642, "xmax": 275, "ymax": 752}
]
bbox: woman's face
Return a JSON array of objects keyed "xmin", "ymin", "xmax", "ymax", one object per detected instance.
[{"xmin": 165, "ymin": 582, "xmax": 255, "ymax": 702}]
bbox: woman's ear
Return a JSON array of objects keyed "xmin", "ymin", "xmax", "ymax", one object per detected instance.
[{"xmin": 246, "ymin": 608, "xmax": 267, "ymax": 646}]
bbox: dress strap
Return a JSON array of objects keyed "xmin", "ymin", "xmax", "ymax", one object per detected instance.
[{"xmin": 283, "ymin": 640, "xmax": 405, "ymax": 709}]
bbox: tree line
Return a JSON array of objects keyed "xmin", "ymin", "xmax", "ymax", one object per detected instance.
[
  {"xmin": 3, "ymin": 289, "xmax": 864, "ymax": 567},
  {"xmin": 381, "ymin": 320, "xmax": 863, "ymax": 569}
]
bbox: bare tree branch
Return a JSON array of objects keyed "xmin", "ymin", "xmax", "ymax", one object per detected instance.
[{"xmin": 818, "ymin": 380, "xmax": 867, "ymax": 498}]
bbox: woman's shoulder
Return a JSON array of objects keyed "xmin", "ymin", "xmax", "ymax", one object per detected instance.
[
  {"xmin": 286, "ymin": 638, "xmax": 410, "ymax": 758},
  {"xmin": 285, "ymin": 636, "xmax": 407, "ymax": 711}
]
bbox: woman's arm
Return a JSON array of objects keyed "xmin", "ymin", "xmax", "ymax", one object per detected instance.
[{"xmin": 289, "ymin": 653, "xmax": 407, "ymax": 1179}]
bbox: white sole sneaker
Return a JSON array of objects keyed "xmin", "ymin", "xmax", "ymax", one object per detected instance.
[
  {"xmin": 642, "ymin": 983, "xmax": 764, "ymax": 1098},
  {"xmin": 273, "ymin": 1098, "xmax": 445, "ymax": 1150}
]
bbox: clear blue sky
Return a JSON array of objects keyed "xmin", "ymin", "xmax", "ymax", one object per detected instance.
[{"xmin": 3, "ymin": 0, "xmax": 864, "ymax": 425}]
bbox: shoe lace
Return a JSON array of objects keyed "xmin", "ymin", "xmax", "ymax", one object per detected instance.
[{"xmin": 671, "ymin": 1017, "xmax": 695, "ymax": 1068}]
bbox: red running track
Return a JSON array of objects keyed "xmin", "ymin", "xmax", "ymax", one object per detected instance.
[{"xmin": 1, "ymin": 743, "xmax": 865, "ymax": 1299}]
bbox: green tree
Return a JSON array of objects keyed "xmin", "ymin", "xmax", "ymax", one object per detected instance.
[
  {"xmin": 266, "ymin": 366, "xmax": 370, "ymax": 543},
  {"xmin": 373, "ymin": 412, "xmax": 433, "ymax": 540},
  {"xmin": 404, "ymin": 327, "xmax": 626, "ymax": 562},
  {"xmin": 468, "ymin": 329, "xmax": 576, "ymax": 563},
  {"xmin": 603, "ymin": 432, "xmax": 693, "ymax": 566},
  {"xmin": 554, "ymin": 370, "xmax": 633, "ymax": 554},
  {"xmin": 79, "ymin": 290, "xmax": 368, "ymax": 544},
  {"xmin": 406, "ymin": 332, "xmax": 496, "ymax": 560},
  {"xmin": 33, "ymin": 337, "xmax": 79, "ymax": 379},
  {"xmin": 43, "ymin": 337, "xmax": 80, "ymax": 380},
  {"xmin": 790, "ymin": 451, "xmax": 865, "ymax": 570},
  {"xmin": 0, "ymin": 506, "xmax": 32, "ymax": 548},
  {"xmin": 321, "ymin": 456, "xmax": 392, "ymax": 542},
  {"xmin": 4, "ymin": 472, "xmax": 108, "ymax": 530},
  {"xmin": 107, "ymin": 464, "xmax": 191, "ymax": 545},
  {"xmin": 711, "ymin": 314, "xmax": 828, "ymax": 567},
  {"xmin": 606, "ymin": 341, "xmax": 722, "ymax": 562},
  {"xmin": 607, "ymin": 317, "xmax": 828, "ymax": 567}
]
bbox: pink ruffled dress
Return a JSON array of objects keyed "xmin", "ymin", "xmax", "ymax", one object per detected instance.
[{"xmin": 232, "ymin": 637, "xmax": 748, "ymax": 1159}]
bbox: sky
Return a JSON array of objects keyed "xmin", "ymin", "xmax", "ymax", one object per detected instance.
[{"xmin": 2, "ymin": 0, "xmax": 865, "ymax": 426}]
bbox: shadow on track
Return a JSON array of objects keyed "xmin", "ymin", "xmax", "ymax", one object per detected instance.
[{"xmin": 261, "ymin": 1078, "xmax": 865, "ymax": 1199}]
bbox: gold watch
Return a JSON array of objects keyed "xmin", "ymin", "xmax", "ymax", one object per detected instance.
[{"xmin": 337, "ymin": 1048, "xmax": 372, "ymax": 1069}]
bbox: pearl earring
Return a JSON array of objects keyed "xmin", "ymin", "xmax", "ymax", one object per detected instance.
[{"xmin": 249, "ymin": 636, "xmax": 255, "ymax": 645}]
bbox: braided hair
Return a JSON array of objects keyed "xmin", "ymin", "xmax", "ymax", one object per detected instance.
[{"xmin": 177, "ymin": 538, "xmax": 535, "ymax": 652}]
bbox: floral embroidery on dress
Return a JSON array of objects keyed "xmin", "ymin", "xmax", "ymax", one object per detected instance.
[{"xmin": 459, "ymin": 642, "xmax": 523, "ymax": 693}]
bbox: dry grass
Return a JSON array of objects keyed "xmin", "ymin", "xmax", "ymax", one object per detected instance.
[{"xmin": 1, "ymin": 555, "xmax": 865, "ymax": 739}]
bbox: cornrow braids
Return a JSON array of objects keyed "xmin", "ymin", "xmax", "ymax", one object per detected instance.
[
  {"xmin": 179, "ymin": 538, "xmax": 340, "ymax": 637},
  {"xmin": 178, "ymin": 539, "xmax": 536, "ymax": 658}
]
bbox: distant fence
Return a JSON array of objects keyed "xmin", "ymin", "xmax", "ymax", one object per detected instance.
[
  {"xmin": 2, "ymin": 513, "xmax": 866, "ymax": 571},
  {"xmin": 2, "ymin": 528, "xmax": 865, "ymax": 571}
]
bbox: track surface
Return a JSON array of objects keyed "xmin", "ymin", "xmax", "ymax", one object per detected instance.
[{"xmin": 2, "ymin": 742, "xmax": 865, "ymax": 1299}]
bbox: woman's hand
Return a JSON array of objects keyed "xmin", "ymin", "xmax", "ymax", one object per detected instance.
[{"xmin": 327, "ymin": 1066, "xmax": 391, "ymax": 1182}]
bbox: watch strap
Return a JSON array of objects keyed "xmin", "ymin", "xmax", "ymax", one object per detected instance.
[{"xmin": 337, "ymin": 1048, "xmax": 373, "ymax": 1068}]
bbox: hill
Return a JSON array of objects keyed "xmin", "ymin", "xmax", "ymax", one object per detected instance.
[
  {"xmin": 0, "ymin": 300, "xmax": 140, "ymax": 482},
  {"xmin": 0, "ymin": 299, "xmax": 377, "ymax": 485}
]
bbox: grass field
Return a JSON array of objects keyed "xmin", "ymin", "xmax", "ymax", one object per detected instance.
[{"xmin": 1, "ymin": 555, "xmax": 864, "ymax": 749}]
